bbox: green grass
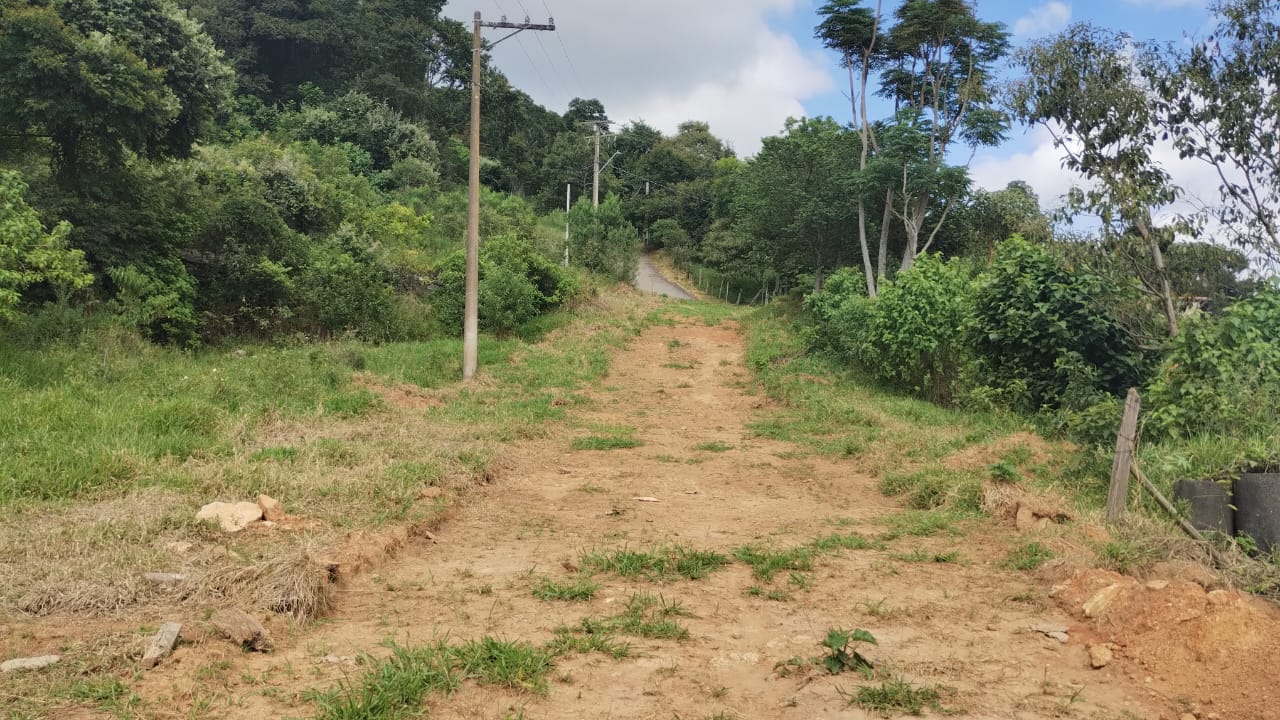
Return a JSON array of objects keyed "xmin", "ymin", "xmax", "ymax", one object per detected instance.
[
  {"xmin": 571, "ymin": 435, "xmax": 643, "ymax": 451},
  {"xmin": 845, "ymin": 677, "xmax": 948, "ymax": 715},
  {"xmin": 450, "ymin": 637, "xmax": 555, "ymax": 693},
  {"xmin": 1005, "ymin": 541, "xmax": 1054, "ymax": 571},
  {"xmin": 879, "ymin": 510, "xmax": 968, "ymax": 540},
  {"xmin": 309, "ymin": 640, "xmax": 461, "ymax": 720},
  {"xmin": 732, "ymin": 544, "xmax": 815, "ymax": 582},
  {"xmin": 693, "ymin": 441, "xmax": 734, "ymax": 453},
  {"xmin": 579, "ymin": 545, "xmax": 731, "ymax": 581},
  {"xmin": 311, "ymin": 630, "xmax": 615, "ymax": 719},
  {"xmin": 532, "ymin": 576, "xmax": 599, "ymax": 602},
  {"xmin": 891, "ymin": 548, "xmax": 962, "ymax": 564},
  {"xmin": 579, "ymin": 592, "xmax": 692, "ymax": 640}
]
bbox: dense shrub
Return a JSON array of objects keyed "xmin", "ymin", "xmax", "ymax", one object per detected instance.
[
  {"xmin": 803, "ymin": 266, "xmax": 870, "ymax": 357},
  {"xmin": 862, "ymin": 255, "xmax": 974, "ymax": 403},
  {"xmin": 803, "ymin": 257, "xmax": 972, "ymax": 403},
  {"xmin": 1147, "ymin": 282, "xmax": 1280, "ymax": 438},
  {"xmin": 431, "ymin": 235, "xmax": 576, "ymax": 335},
  {"xmin": 566, "ymin": 195, "xmax": 640, "ymax": 282},
  {"xmin": 0, "ymin": 170, "xmax": 92, "ymax": 322},
  {"xmin": 970, "ymin": 236, "xmax": 1146, "ymax": 412}
]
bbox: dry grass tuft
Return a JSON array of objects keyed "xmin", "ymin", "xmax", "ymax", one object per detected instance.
[{"xmin": 191, "ymin": 551, "xmax": 334, "ymax": 621}]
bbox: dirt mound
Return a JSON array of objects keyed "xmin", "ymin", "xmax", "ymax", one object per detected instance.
[
  {"xmin": 944, "ymin": 430, "xmax": 1059, "ymax": 471},
  {"xmin": 1052, "ymin": 567, "xmax": 1280, "ymax": 719}
]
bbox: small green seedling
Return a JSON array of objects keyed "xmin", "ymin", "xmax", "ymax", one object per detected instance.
[{"xmin": 819, "ymin": 628, "xmax": 877, "ymax": 677}]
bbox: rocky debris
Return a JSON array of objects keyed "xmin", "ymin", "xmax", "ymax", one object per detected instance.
[
  {"xmin": 143, "ymin": 572, "xmax": 187, "ymax": 586},
  {"xmin": 256, "ymin": 494, "xmax": 285, "ymax": 522},
  {"xmin": 141, "ymin": 623, "xmax": 183, "ymax": 669},
  {"xmin": 1010, "ymin": 496, "xmax": 1075, "ymax": 532},
  {"xmin": 633, "ymin": 496, "xmax": 660, "ymax": 503},
  {"xmin": 1088, "ymin": 643, "xmax": 1114, "ymax": 669},
  {"xmin": 1145, "ymin": 579, "xmax": 1170, "ymax": 591},
  {"xmin": 1083, "ymin": 583, "xmax": 1126, "ymax": 619},
  {"xmin": 196, "ymin": 501, "xmax": 263, "ymax": 533},
  {"xmin": 1, "ymin": 655, "xmax": 60, "ymax": 673},
  {"xmin": 211, "ymin": 609, "xmax": 273, "ymax": 652},
  {"xmin": 1030, "ymin": 623, "xmax": 1070, "ymax": 643}
]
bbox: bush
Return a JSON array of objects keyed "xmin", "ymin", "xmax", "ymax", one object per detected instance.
[
  {"xmin": 970, "ymin": 236, "xmax": 1146, "ymax": 412},
  {"xmin": 566, "ymin": 195, "xmax": 639, "ymax": 282},
  {"xmin": 1147, "ymin": 282, "xmax": 1280, "ymax": 438},
  {"xmin": 431, "ymin": 235, "xmax": 576, "ymax": 336},
  {"xmin": 0, "ymin": 170, "xmax": 93, "ymax": 322},
  {"xmin": 862, "ymin": 255, "xmax": 974, "ymax": 403}
]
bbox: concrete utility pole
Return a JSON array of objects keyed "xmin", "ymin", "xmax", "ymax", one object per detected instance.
[
  {"xmin": 463, "ymin": 12, "xmax": 555, "ymax": 382},
  {"xmin": 592, "ymin": 121, "xmax": 602, "ymax": 208}
]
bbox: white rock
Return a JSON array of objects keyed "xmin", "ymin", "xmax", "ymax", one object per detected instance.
[
  {"xmin": 256, "ymin": 494, "xmax": 285, "ymax": 522},
  {"xmin": 1, "ymin": 655, "xmax": 60, "ymax": 673},
  {"xmin": 1083, "ymin": 584, "xmax": 1126, "ymax": 619},
  {"xmin": 1088, "ymin": 643, "xmax": 1113, "ymax": 669},
  {"xmin": 196, "ymin": 501, "xmax": 263, "ymax": 533}
]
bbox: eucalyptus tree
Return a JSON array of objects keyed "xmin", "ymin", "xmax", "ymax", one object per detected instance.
[{"xmin": 1010, "ymin": 23, "xmax": 1181, "ymax": 338}]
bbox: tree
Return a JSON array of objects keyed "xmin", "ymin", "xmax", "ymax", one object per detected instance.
[
  {"xmin": 733, "ymin": 117, "xmax": 858, "ymax": 291},
  {"xmin": 1148, "ymin": 0, "xmax": 1280, "ymax": 261},
  {"xmin": 1010, "ymin": 23, "xmax": 1181, "ymax": 338},
  {"xmin": 0, "ymin": 170, "xmax": 93, "ymax": 321},
  {"xmin": 878, "ymin": 0, "xmax": 1009, "ymax": 271},
  {"xmin": 816, "ymin": 0, "xmax": 885, "ymax": 295},
  {"xmin": 0, "ymin": 0, "xmax": 233, "ymax": 188}
]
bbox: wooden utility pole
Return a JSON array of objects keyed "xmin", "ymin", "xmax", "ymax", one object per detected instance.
[{"xmin": 463, "ymin": 12, "xmax": 555, "ymax": 381}]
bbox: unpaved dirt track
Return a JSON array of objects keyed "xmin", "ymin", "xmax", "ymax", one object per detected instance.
[
  {"xmin": 135, "ymin": 315, "xmax": 1167, "ymax": 719},
  {"xmin": 634, "ymin": 255, "xmax": 694, "ymax": 300}
]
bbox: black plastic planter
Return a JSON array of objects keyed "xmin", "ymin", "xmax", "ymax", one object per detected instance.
[
  {"xmin": 1235, "ymin": 473, "xmax": 1280, "ymax": 553},
  {"xmin": 1172, "ymin": 479, "xmax": 1234, "ymax": 536}
]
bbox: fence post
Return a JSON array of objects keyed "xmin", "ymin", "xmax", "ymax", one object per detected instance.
[{"xmin": 1106, "ymin": 388, "xmax": 1142, "ymax": 525}]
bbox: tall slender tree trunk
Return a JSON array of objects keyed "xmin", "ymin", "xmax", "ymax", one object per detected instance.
[
  {"xmin": 878, "ymin": 188, "xmax": 893, "ymax": 280},
  {"xmin": 845, "ymin": 50, "xmax": 878, "ymax": 298},
  {"xmin": 1137, "ymin": 217, "xmax": 1179, "ymax": 338}
]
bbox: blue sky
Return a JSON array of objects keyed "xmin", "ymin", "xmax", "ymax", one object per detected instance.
[{"xmin": 443, "ymin": 0, "xmax": 1220, "ymax": 209}]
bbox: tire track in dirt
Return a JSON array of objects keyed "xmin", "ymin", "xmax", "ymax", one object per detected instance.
[{"xmin": 135, "ymin": 314, "xmax": 1167, "ymax": 719}]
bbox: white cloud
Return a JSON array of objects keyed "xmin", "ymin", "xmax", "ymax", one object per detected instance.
[
  {"xmin": 1013, "ymin": 2, "xmax": 1072, "ymax": 38},
  {"xmin": 442, "ymin": 0, "xmax": 835, "ymax": 155}
]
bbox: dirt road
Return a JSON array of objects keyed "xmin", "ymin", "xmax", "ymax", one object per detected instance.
[
  {"xmin": 124, "ymin": 311, "xmax": 1182, "ymax": 720},
  {"xmin": 634, "ymin": 255, "xmax": 693, "ymax": 299}
]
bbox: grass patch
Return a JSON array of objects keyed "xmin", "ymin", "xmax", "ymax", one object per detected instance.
[
  {"xmin": 732, "ymin": 544, "xmax": 815, "ymax": 582},
  {"xmin": 580, "ymin": 592, "xmax": 692, "ymax": 640},
  {"xmin": 571, "ymin": 435, "xmax": 643, "ymax": 451},
  {"xmin": 693, "ymin": 441, "xmax": 734, "ymax": 453},
  {"xmin": 532, "ymin": 576, "xmax": 599, "ymax": 602},
  {"xmin": 844, "ymin": 677, "xmax": 949, "ymax": 715},
  {"xmin": 1005, "ymin": 541, "xmax": 1054, "ymax": 571},
  {"xmin": 892, "ymin": 548, "xmax": 962, "ymax": 564},
  {"xmin": 450, "ymin": 637, "xmax": 555, "ymax": 692},
  {"xmin": 579, "ymin": 545, "xmax": 730, "ymax": 581},
  {"xmin": 879, "ymin": 510, "xmax": 967, "ymax": 540}
]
